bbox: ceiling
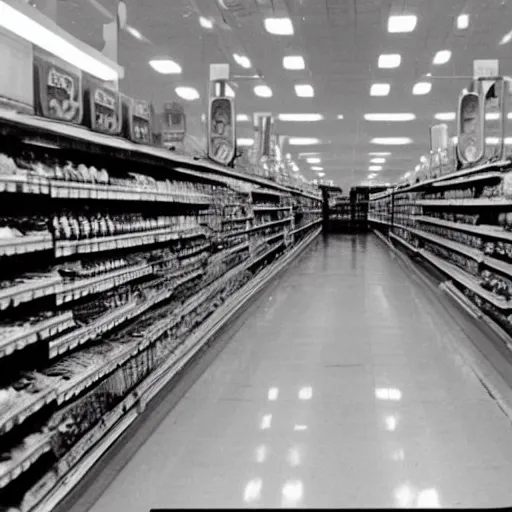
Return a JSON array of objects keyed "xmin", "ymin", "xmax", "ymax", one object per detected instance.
[{"xmin": 44, "ymin": 0, "xmax": 512, "ymax": 190}]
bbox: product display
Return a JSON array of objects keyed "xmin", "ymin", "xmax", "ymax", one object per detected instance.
[{"xmin": 0, "ymin": 107, "xmax": 321, "ymax": 512}]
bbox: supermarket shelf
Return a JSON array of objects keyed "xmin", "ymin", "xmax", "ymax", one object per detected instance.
[
  {"xmin": 56, "ymin": 264, "xmax": 152, "ymax": 306},
  {"xmin": 432, "ymin": 171, "xmax": 503, "ymax": 189},
  {"xmin": 0, "ymin": 175, "xmax": 49, "ymax": 195},
  {"xmin": 249, "ymin": 218, "xmax": 292, "ymax": 233},
  {"xmin": 0, "ymin": 312, "xmax": 75, "ymax": 359},
  {"xmin": 32, "ymin": 228, "xmax": 321, "ymax": 512},
  {"xmin": 176, "ymin": 242, "xmax": 211, "ymax": 259},
  {"xmin": 419, "ymin": 249, "xmax": 512, "ymax": 310},
  {"xmin": 251, "ymin": 188, "xmax": 285, "ymax": 198},
  {"xmin": 397, "ymin": 160, "xmax": 511, "ymax": 194},
  {"xmin": 417, "ymin": 197, "xmax": 512, "ymax": 207},
  {"xmin": 0, "ymin": 386, "xmax": 56, "ymax": 435},
  {"xmin": 48, "ymin": 300, "xmax": 139, "ymax": 359},
  {"xmin": 210, "ymin": 242, "xmax": 249, "ymax": 263},
  {"xmin": 249, "ymin": 242, "xmax": 284, "ymax": 267},
  {"xmin": 389, "ymin": 231, "xmax": 419, "ymax": 254},
  {"xmin": 265, "ymin": 232, "xmax": 285, "ymax": 244},
  {"xmin": 0, "ymin": 275, "xmax": 62, "ymax": 311},
  {"xmin": 253, "ymin": 206, "xmax": 291, "ymax": 212},
  {"xmin": 368, "ymin": 217, "xmax": 391, "ymax": 226},
  {"xmin": 0, "ymin": 110, "xmax": 321, "ymax": 202},
  {"xmin": 54, "ymin": 227, "xmax": 204, "ymax": 258},
  {"xmin": 291, "ymin": 218, "xmax": 322, "ymax": 235},
  {"xmin": 0, "ymin": 432, "xmax": 52, "ymax": 490},
  {"xmin": 0, "ymin": 234, "xmax": 53, "ymax": 257},
  {"xmin": 49, "ymin": 265, "xmax": 205, "ymax": 360},
  {"xmin": 222, "ymin": 216, "xmax": 252, "ymax": 224},
  {"xmin": 409, "ymin": 227, "xmax": 483, "ymax": 262},
  {"xmin": 416, "ymin": 216, "xmax": 512, "ymax": 243},
  {"xmin": 50, "ymin": 181, "xmax": 212, "ymax": 205}
]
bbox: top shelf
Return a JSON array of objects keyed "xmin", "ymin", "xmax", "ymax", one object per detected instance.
[{"xmin": 0, "ymin": 110, "xmax": 321, "ymax": 202}]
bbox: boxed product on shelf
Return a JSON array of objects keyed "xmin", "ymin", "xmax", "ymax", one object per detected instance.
[{"xmin": 121, "ymin": 95, "xmax": 155, "ymax": 145}]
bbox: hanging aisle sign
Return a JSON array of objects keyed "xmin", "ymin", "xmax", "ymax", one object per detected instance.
[
  {"xmin": 457, "ymin": 89, "xmax": 483, "ymax": 165},
  {"xmin": 207, "ymin": 64, "xmax": 236, "ymax": 166}
]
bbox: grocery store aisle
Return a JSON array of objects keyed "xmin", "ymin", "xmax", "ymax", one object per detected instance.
[{"xmin": 83, "ymin": 234, "xmax": 512, "ymax": 509}]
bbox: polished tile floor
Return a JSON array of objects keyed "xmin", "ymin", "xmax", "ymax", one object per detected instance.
[{"xmin": 85, "ymin": 234, "xmax": 512, "ymax": 509}]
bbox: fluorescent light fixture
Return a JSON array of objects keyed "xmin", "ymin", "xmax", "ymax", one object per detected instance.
[
  {"xmin": 295, "ymin": 84, "xmax": 314, "ymax": 97},
  {"xmin": 385, "ymin": 415, "xmax": 398, "ymax": 431},
  {"xmin": 281, "ymin": 480, "xmax": 303, "ymax": 507},
  {"xmin": 294, "ymin": 425, "xmax": 308, "ymax": 431},
  {"xmin": 417, "ymin": 489, "xmax": 440, "ymax": 508},
  {"xmin": 175, "ymin": 86, "xmax": 199, "ymax": 100},
  {"xmin": 388, "ymin": 15, "xmax": 417, "ymax": 33},
  {"xmin": 264, "ymin": 17, "xmax": 294, "ymax": 35},
  {"xmin": 371, "ymin": 137, "xmax": 412, "ymax": 145},
  {"xmin": 364, "ymin": 113, "xmax": 415, "ymax": 121},
  {"xmin": 268, "ymin": 387, "xmax": 279, "ymax": 401},
  {"xmin": 287, "ymin": 447, "xmax": 301, "ymax": 467},
  {"xmin": 457, "ymin": 14, "xmax": 469, "ymax": 29},
  {"xmin": 254, "ymin": 85, "xmax": 272, "ymax": 97},
  {"xmin": 317, "ymin": 172, "xmax": 325, "ymax": 177},
  {"xmin": 233, "ymin": 53, "xmax": 251, "ymax": 69},
  {"xmin": 237, "ymin": 113, "xmax": 249, "ymax": 122},
  {"xmin": 127, "ymin": 26, "xmax": 142, "ymax": 39},
  {"xmin": 307, "ymin": 157, "xmax": 321, "ymax": 163},
  {"xmin": 413, "ymin": 82, "xmax": 432, "ymax": 95},
  {"xmin": 260, "ymin": 414, "xmax": 272, "ymax": 430},
  {"xmin": 337, "ymin": 114, "xmax": 344, "ymax": 119},
  {"xmin": 244, "ymin": 479, "xmax": 263, "ymax": 503},
  {"xmin": 289, "ymin": 138, "xmax": 320, "ymax": 145},
  {"xmin": 368, "ymin": 174, "xmax": 377, "ymax": 179},
  {"xmin": 311, "ymin": 166, "xmax": 324, "ymax": 171},
  {"xmin": 149, "ymin": 59, "xmax": 182, "ymax": 74},
  {"xmin": 370, "ymin": 83, "xmax": 390, "ymax": 96},
  {"xmin": 378, "ymin": 54, "xmax": 401, "ymax": 68},
  {"xmin": 433, "ymin": 50, "xmax": 452, "ymax": 65},
  {"xmin": 237, "ymin": 138, "xmax": 254, "ymax": 146},
  {"xmin": 0, "ymin": 0, "xmax": 120, "ymax": 81},
  {"xmin": 283, "ymin": 55, "xmax": 305, "ymax": 70},
  {"xmin": 500, "ymin": 31, "xmax": 512, "ymax": 45},
  {"xmin": 486, "ymin": 137, "xmax": 500, "ymax": 144},
  {"xmin": 435, "ymin": 112, "xmax": 456, "ymax": 121},
  {"xmin": 369, "ymin": 152, "xmax": 391, "ymax": 156},
  {"xmin": 375, "ymin": 388, "xmax": 402, "ymax": 401},
  {"xmin": 486, "ymin": 112, "xmax": 501, "ymax": 120},
  {"xmin": 298, "ymin": 387, "xmax": 313, "ymax": 400},
  {"xmin": 370, "ymin": 158, "xmax": 386, "ymax": 163},
  {"xmin": 255, "ymin": 445, "xmax": 267, "ymax": 463},
  {"xmin": 199, "ymin": 16, "xmax": 213, "ymax": 29},
  {"xmin": 278, "ymin": 113, "xmax": 323, "ymax": 122},
  {"xmin": 369, "ymin": 165, "xmax": 383, "ymax": 171}
]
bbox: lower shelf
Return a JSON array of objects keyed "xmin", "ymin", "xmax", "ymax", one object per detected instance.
[
  {"xmin": 375, "ymin": 229, "xmax": 512, "ymax": 357},
  {"xmin": 26, "ymin": 227, "xmax": 321, "ymax": 512}
]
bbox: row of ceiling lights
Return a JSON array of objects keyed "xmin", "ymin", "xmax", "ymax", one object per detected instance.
[{"xmin": 365, "ymin": 11, "xmax": 468, "ymax": 182}]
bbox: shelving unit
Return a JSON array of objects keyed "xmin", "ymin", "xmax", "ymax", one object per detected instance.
[
  {"xmin": 0, "ymin": 112, "xmax": 322, "ymax": 512},
  {"xmin": 369, "ymin": 159, "xmax": 512, "ymax": 346}
]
